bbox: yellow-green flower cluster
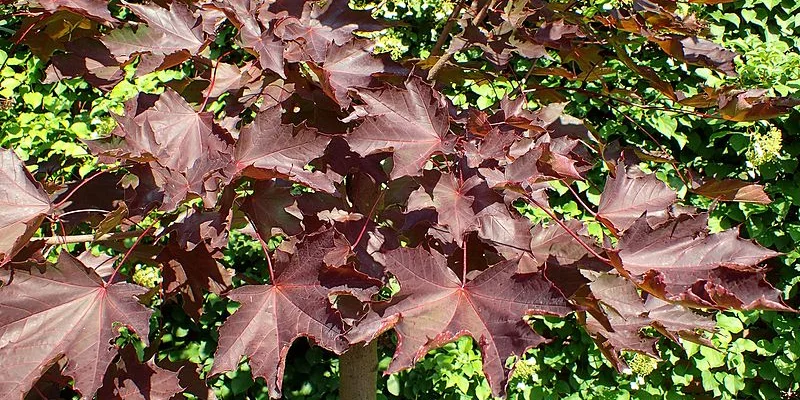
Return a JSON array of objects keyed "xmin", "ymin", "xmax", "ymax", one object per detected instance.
[
  {"xmin": 628, "ymin": 353, "xmax": 658, "ymax": 377},
  {"xmin": 747, "ymin": 126, "xmax": 783, "ymax": 167},
  {"xmin": 132, "ymin": 265, "xmax": 161, "ymax": 288}
]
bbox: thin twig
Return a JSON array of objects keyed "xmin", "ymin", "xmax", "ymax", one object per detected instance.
[
  {"xmin": 41, "ymin": 230, "xmax": 145, "ymax": 245},
  {"xmin": 614, "ymin": 109, "xmax": 690, "ymax": 186},
  {"xmin": 428, "ymin": 0, "xmax": 498, "ymax": 80},
  {"xmin": 430, "ymin": 0, "xmax": 465, "ymax": 57},
  {"xmin": 523, "ymin": 85, "xmax": 721, "ymax": 120}
]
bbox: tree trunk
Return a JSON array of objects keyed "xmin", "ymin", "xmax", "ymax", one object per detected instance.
[{"xmin": 339, "ymin": 342, "xmax": 377, "ymax": 400}]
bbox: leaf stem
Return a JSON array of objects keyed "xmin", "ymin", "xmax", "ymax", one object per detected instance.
[
  {"xmin": 563, "ymin": 181, "xmax": 597, "ymax": 217},
  {"xmin": 352, "ymin": 191, "xmax": 385, "ymax": 251},
  {"xmin": 461, "ymin": 238, "xmax": 468, "ymax": 287},
  {"xmin": 199, "ymin": 51, "xmax": 233, "ymax": 112},
  {"xmin": 55, "ymin": 208, "xmax": 111, "ymax": 218},
  {"xmin": 250, "ymin": 227, "xmax": 276, "ymax": 283},
  {"xmin": 107, "ymin": 222, "xmax": 156, "ymax": 286},
  {"xmin": 526, "ymin": 196, "xmax": 613, "ymax": 266},
  {"xmin": 53, "ymin": 166, "xmax": 119, "ymax": 210}
]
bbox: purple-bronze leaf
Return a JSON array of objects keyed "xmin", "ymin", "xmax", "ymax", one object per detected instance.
[
  {"xmin": 597, "ymin": 164, "xmax": 676, "ymax": 233},
  {"xmin": 0, "ymin": 148, "xmax": 52, "ymax": 265},
  {"xmin": 158, "ymin": 240, "xmax": 232, "ymax": 320},
  {"xmin": 407, "ymin": 173, "xmax": 480, "ymax": 246},
  {"xmin": 583, "ymin": 272, "xmax": 716, "ymax": 371},
  {"xmin": 84, "ymin": 90, "xmax": 234, "ymax": 210},
  {"xmin": 101, "ymin": 1, "xmax": 205, "ymax": 60},
  {"xmin": 235, "ymin": 106, "xmax": 334, "ymax": 192},
  {"xmin": 211, "ymin": 228, "xmax": 380, "ymax": 398},
  {"xmin": 312, "ymin": 39, "xmax": 386, "ymax": 108},
  {"xmin": 345, "ymin": 77, "xmax": 453, "ymax": 179},
  {"xmin": 346, "ymin": 248, "xmax": 571, "ymax": 397},
  {"xmin": 96, "ymin": 346, "xmax": 184, "ymax": 400},
  {"xmin": 242, "ymin": 180, "xmax": 304, "ymax": 238},
  {"xmin": 38, "ymin": 0, "xmax": 116, "ymax": 23},
  {"xmin": 0, "ymin": 252, "xmax": 152, "ymax": 398},
  {"xmin": 615, "ymin": 214, "xmax": 791, "ymax": 311}
]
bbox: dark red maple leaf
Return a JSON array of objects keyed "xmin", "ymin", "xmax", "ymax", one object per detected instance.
[
  {"xmin": 653, "ymin": 36, "xmax": 737, "ymax": 77},
  {"xmin": 213, "ymin": 0, "xmax": 286, "ymax": 77},
  {"xmin": 274, "ymin": 0, "xmax": 385, "ymax": 63},
  {"xmin": 583, "ymin": 272, "xmax": 716, "ymax": 371},
  {"xmin": 101, "ymin": 1, "xmax": 205, "ymax": 60},
  {"xmin": 158, "ymin": 240, "xmax": 233, "ymax": 320},
  {"xmin": 96, "ymin": 346, "xmax": 183, "ymax": 400},
  {"xmin": 692, "ymin": 178, "xmax": 771, "ymax": 205},
  {"xmin": 38, "ymin": 0, "xmax": 116, "ymax": 24},
  {"xmin": 345, "ymin": 77, "xmax": 454, "ymax": 179},
  {"xmin": 235, "ymin": 106, "xmax": 334, "ymax": 192},
  {"xmin": 0, "ymin": 148, "xmax": 52, "ymax": 265},
  {"xmin": 242, "ymin": 180, "xmax": 304, "ymax": 238},
  {"xmin": 0, "ymin": 252, "xmax": 152, "ymax": 398},
  {"xmin": 614, "ymin": 214, "xmax": 792, "ymax": 311},
  {"xmin": 310, "ymin": 39, "xmax": 387, "ymax": 108},
  {"xmin": 211, "ymin": 228, "xmax": 380, "ymax": 398},
  {"xmin": 596, "ymin": 164, "xmax": 676, "ymax": 233},
  {"xmin": 45, "ymin": 38, "xmax": 124, "ymax": 90},
  {"xmin": 407, "ymin": 173, "xmax": 480, "ymax": 246},
  {"xmin": 84, "ymin": 90, "xmax": 234, "ymax": 210},
  {"xmin": 718, "ymin": 89, "xmax": 800, "ymax": 122},
  {"xmin": 529, "ymin": 219, "xmax": 601, "ymax": 267},
  {"xmin": 346, "ymin": 248, "xmax": 572, "ymax": 397}
]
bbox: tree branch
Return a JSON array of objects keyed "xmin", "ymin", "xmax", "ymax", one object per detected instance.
[
  {"xmin": 41, "ymin": 230, "xmax": 145, "ymax": 245},
  {"xmin": 430, "ymin": 0, "xmax": 465, "ymax": 57}
]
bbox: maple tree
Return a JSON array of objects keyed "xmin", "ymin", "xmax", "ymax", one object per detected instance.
[{"xmin": 0, "ymin": 0, "xmax": 798, "ymax": 399}]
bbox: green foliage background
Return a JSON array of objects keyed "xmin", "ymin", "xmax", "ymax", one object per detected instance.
[{"xmin": 1, "ymin": 0, "xmax": 799, "ymax": 399}]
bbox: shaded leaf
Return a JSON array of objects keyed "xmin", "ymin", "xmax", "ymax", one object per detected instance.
[
  {"xmin": 693, "ymin": 178, "xmax": 771, "ymax": 204},
  {"xmin": 235, "ymin": 106, "xmax": 333, "ymax": 192},
  {"xmin": 101, "ymin": 1, "xmax": 205, "ymax": 60},
  {"xmin": 653, "ymin": 36, "xmax": 737, "ymax": 76},
  {"xmin": 96, "ymin": 346, "xmax": 183, "ymax": 400},
  {"xmin": 158, "ymin": 240, "xmax": 233, "ymax": 320},
  {"xmin": 614, "ymin": 214, "xmax": 791, "ymax": 310},
  {"xmin": 211, "ymin": 228, "xmax": 380, "ymax": 398},
  {"xmin": 718, "ymin": 89, "xmax": 800, "ymax": 122}
]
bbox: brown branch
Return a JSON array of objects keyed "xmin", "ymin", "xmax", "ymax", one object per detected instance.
[
  {"xmin": 430, "ymin": 0, "xmax": 465, "ymax": 57},
  {"xmin": 428, "ymin": 0, "xmax": 498, "ymax": 81},
  {"xmin": 523, "ymin": 85, "xmax": 722, "ymax": 120},
  {"xmin": 41, "ymin": 230, "xmax": 145, "ymax": 245}
]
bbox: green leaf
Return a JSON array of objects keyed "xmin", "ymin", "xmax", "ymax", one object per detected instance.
[
  {"xmin": 387, "ymin": 374, "xmax": 401, "ymax": 396},
  {"xmin": 22, "ymin": 92, "xmax": 42, "ymax": 108},
  {"xmin": 717, "ymin": 314, "xmax": 744, "ymax": 334}
]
